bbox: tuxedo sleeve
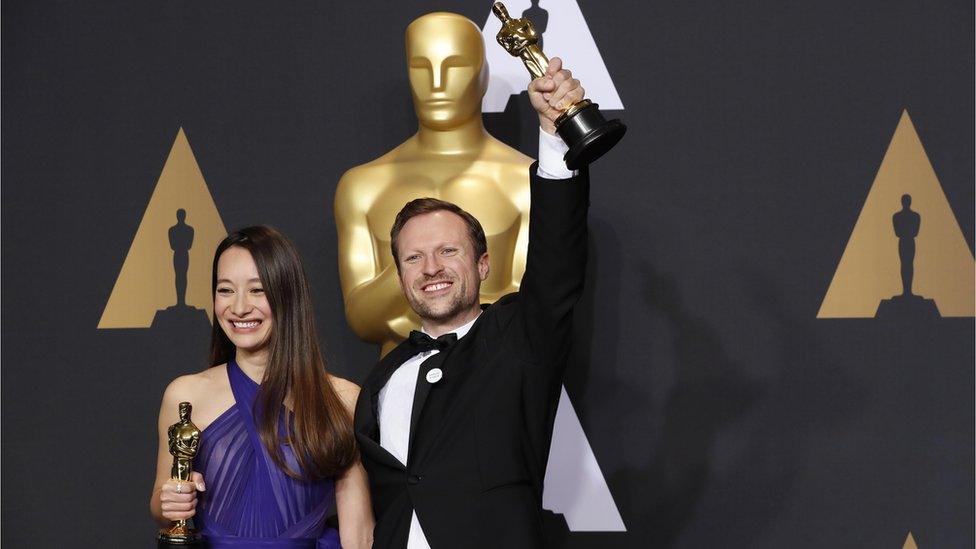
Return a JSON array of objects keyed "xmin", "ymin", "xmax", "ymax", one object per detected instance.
[{"xmin": 518, "ymin": 160, "xmax": 590, "ymax": 366}]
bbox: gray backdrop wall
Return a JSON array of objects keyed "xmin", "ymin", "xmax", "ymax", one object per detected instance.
[{"xmin": 3, "ymin": 0, "xmax": 973, "ymax": 547}]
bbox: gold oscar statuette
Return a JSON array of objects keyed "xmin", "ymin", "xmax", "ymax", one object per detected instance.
[
  {"xmin": 157, "ymin": 402, "xmax": 201, "ymax": 547},
  {"xmin": 492, "ymin": 1, "xmax": 626, "ymax": 169}
]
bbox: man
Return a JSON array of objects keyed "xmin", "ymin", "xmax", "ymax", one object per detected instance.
[{"xmin": 353, "ymin": 50, "xmax": 590, "ymax": 549}]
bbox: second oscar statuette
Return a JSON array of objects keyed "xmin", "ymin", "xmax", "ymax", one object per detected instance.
[{"xmin": 157, "ymin": 401, "xmax": 201, "ymax": 547}]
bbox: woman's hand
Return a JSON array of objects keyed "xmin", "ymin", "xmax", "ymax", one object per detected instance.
[{"xmin": 158, "ymin": 472, "xmax": 206, "ymax": 521}]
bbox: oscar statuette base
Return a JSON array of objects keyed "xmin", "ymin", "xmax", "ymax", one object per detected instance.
[
  {"xmin": 157, "ymin": 528, "xmax": 199, "ymax": 548},
  {"xmin": 555, "ymin": 100, "xmax": 627, "ymax": 170},
  {"xmin": 157, "ymin": 520, "xmax": 199, "ymax": 547}
]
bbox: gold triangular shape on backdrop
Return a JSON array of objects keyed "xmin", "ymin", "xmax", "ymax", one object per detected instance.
[
  {"xmin": 818, "ymin": 110, "xmax": 975, "ymax": 318},
  {"xmin": 902, "ymin": 531, "xmax": 918, "ymax": 549},
  {"xmin": 98, "ymin": 128, "xmax": 227, "ymax": 328}
]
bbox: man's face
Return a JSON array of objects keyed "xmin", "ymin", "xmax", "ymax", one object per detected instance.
[
  {"xmin": 396, "ymin": 211, "xmax": 489, "ymax": 325},
  {"xmin": 405, "ymin": 15, "xmax": 486, "ymax": 130}
]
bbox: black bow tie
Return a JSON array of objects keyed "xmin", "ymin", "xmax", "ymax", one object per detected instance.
[{"xmin": 408, "ymin": 331, "xmax": 458, "ymax": 354}]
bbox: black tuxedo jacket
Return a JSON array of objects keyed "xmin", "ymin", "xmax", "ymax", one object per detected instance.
[{"xmin": 354, "ymin": 164, "xmax": 590, "ymax": 548}]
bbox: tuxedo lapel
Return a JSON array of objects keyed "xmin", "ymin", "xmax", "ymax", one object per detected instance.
[
  {"xmin": 407, "ymin": 349, "xmax": 450, "ymax": 465},
  {"xmin": 355, "ymin": 431, "xmax": 407, "ymax": 470},
  {"xmin": 355, "ymin": 341, "xmax": 417, "ymax": 467}
]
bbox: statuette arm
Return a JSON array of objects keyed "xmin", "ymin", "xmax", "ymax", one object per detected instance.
[{"xmin": 334, "ymin": 173, "xmax": 417, "ymax": 351}]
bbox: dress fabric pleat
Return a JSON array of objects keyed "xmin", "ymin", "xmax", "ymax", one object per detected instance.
[{"xmin": 194, "ymin": 360, "xmax": 341, "ymax": 549}]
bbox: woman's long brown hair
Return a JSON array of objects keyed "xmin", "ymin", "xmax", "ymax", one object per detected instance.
[{"xmin": 209, "ymin": 226, "xmax": 356, "ymax": 480}]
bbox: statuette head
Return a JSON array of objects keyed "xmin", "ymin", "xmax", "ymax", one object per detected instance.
[
  {"xmin": 405, "ymin": 12, "xmax": 488, "ymax": 130},
  {"xmin": 178, "ymin": 401, "xmax": 192, "ymax": 421}
]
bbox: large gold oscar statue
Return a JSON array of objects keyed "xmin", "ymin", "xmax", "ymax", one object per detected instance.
[{"xmin": 335, "ymin": 12, "xmax": 533, "ymax": 356}]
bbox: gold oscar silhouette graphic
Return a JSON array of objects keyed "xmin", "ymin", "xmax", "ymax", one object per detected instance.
[
  {"xmin": 150, "ymin": 208, "xmax": 211, "ymax": 331},
  {"xmin": 170, "ymin": 209, "xmax": 194, "ymax": 308},
  {"xmin": 818, "ymin": 110, "xmax": 975, "ymax": 318},
  {"xmin": 873, "ymin": 194, "xmax": 939, "ymax": 316},
  {"xmin": 99, "ymin": 128, "xmax": 227, "ymax": 329}
]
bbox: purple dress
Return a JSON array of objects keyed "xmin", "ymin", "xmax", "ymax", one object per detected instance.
[{"xmin": 194, "ymin": 360, "xmax": 341, "ymax": 549}]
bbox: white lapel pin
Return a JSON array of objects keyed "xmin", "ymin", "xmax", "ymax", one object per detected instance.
[{"xmin": 426, "ymin": 368, "xmax": 443, "ymax": 384}]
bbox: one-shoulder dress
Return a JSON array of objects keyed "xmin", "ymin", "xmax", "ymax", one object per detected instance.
[{"xmin": 193, "ymin": 360, "xmax": 341, "ymax": 549}]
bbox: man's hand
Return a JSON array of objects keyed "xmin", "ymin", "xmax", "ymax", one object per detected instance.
[
  {"xmin": 528, "ymin": 57, "xmax": 585, "ymax": 135},
  {"xmin": 159, "ymin": 471, "xmax": 206, "ymax": 522}
]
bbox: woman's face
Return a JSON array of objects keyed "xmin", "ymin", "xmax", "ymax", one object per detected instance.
[{"xmin": 214, "ymin": 246, "xmax": 273, "ymax": 355}]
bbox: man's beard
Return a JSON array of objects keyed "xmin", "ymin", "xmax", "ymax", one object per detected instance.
[{"xmin": 406, "ymin": 276, "xmax": 477, "ymax": 322}]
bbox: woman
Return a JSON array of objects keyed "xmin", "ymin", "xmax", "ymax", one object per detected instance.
[{"xmin": 150, "ymin": 226, "xmax": 373, "ymax": 548}]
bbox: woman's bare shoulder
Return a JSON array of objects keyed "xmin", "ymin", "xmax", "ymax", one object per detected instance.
[
  {"xmin": 328, "ymin": 374, "xmax": 361, "ymax": 413},
  {"xmin": 162, "ymin": 365, "xmax": 228, "ymax": 405},
  {"xmin": 158, "ymin": 365, "xmax": 234, "ymax": 430}
]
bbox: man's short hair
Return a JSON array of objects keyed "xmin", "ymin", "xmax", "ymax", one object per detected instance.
[{"xmin": 390, "ymin": 198, "xmax": 488, "ymax": 271}]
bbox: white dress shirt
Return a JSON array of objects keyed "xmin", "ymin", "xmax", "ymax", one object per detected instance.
[{"xmin": 377, "ymin": 129, "xmax": 573, "ymax": 549}]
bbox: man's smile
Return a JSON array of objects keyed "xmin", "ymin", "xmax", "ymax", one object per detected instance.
[{"xmin": 420, "ymin": 280, "xmax": 454, "ymax": 295}]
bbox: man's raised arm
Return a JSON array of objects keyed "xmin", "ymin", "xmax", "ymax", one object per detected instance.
[{"xmin": 518, "ymin": 57, "xmax": 591, "ymax": 362}]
